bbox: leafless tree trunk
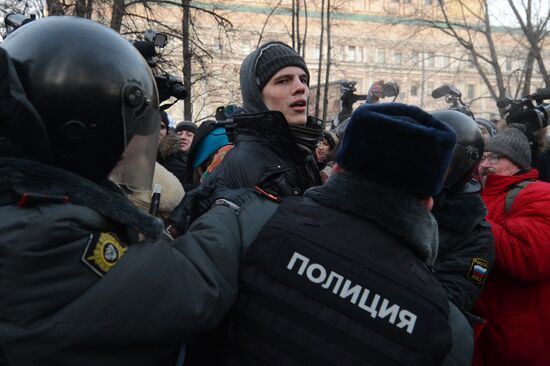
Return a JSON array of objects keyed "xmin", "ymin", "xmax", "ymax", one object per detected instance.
[
  {"xmin": 295, "ymin": 0, "xmax": 301, "ymax": 54},
  {"xmin": 110, "ymin": 0, "xmax": 124, "ymax": 32},
  {"xmin": 314, "ymin": 0, "xmax": 325, "ymax": 118},
  {"xmin": 523, "ymin": 48, "xmax": 536, "ymax": 96},
  {"xmin": 507, "ymin": 0, "xmax": 550, "ymax": 88},
  {"xmin": 322, "ymin": 0, "xmax": 331, "ymax": 125},
  {"xmin": 301, "ymin": 0, "xmax": 308, "ymax": 58},
  {"xmin": 46, "ymin": 0, "xmax": 65, "ymax": 15},
  {"xmin": 182, "ymin": 0, "xmax": 192, "ymax": 120},
  {"xmin": 256, "ymin": 0, "xmax": 284, "ymax": 48},
  {"xmin": 291, "ymin": 0, "xmax": 295, "ymax": 49}
]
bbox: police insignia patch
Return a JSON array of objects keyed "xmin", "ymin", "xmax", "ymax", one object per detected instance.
[
  {"xmin": 467, "ymin": 258, "xmax": 489, "ymax": 284},
  {"xmin": 82, "ymin": 232, "xmax": 128, "ymax": 276}
]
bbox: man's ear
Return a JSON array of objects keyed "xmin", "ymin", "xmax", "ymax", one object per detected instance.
[{"xmin": 421, "ymin": 197, "xmax": 434, "ymax": 211}]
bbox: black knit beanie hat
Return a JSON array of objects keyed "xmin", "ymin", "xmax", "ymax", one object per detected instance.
[
  {"xmin": 485, "ymin": 127, "xmax": 531, "ymax": 169},
  {"xmin": 254, "ymin": 42, "xmax": 309, "ymax": 91},
  {"xmin": 175, "ymin": 121, "xmax": 197, "ymax": 134}
]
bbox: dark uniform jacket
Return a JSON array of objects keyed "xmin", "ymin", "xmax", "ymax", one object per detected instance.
[
  {"xmin": 201, "ymin": 111, "xmax": 322, "ymax": 197},
  {"xmin": 0, "ymin": 157, "xmax": 241, "ymax": 366},
  {"xmin": 432, "ymin": 182, "xmax": 495, "ymax": 312},
  {"xmin": 189, "ymin": 173, "xmax": 474, "ymax": 366}
]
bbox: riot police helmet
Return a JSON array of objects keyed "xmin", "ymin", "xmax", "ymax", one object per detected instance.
[
  {"xmin": 431, "ymin": 109, "xmax": 484, "ymax": 192},
  {"xmin": 1, "ymin": 16, "xmax": 159, "ymax": 190}
]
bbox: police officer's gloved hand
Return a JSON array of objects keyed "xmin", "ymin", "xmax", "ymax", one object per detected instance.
[{"xmin": 166, "ymin": 185, "xmax": 213, "ymax": 237}]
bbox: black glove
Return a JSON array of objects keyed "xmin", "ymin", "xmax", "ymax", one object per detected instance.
[{"xmin": 166, "ymin": 184, "xmax": 213, "ymax": 237}]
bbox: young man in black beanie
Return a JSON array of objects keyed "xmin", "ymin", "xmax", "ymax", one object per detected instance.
[
  {"xmin": 167, "ymin": 42, "xmax": 323, "ymax": 235},
  {"xmin": 184, "ymin": 103, "xmax": 473, "ymax": 366}
]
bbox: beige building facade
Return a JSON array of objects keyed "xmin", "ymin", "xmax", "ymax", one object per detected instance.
[{"xmin": 157, "ymin": 0, "xmax": 549, "ymax": 123}]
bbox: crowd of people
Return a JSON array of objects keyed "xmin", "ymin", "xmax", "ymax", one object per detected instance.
[{"xmin": 1, "ymin": 15, "xmax": 550, "ymax": 366}]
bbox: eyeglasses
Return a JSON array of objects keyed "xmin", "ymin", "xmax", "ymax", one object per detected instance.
[{"xmin": 481, "ymin": 153, "xmax": 504, "ymax": 165}]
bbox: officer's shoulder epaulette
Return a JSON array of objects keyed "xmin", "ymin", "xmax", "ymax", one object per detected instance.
[{"xmin": 11, "ymin": 185, "xmax": 70, "ymax": 208}]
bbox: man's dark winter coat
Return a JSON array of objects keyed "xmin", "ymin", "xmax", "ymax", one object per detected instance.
[
  {"xmin": 0, "ymin": 155, "xmax": 240, "ymax": 366},
  {"xmin": 201, "ymin": 111, "xmax": 321, "ymax": 196}
]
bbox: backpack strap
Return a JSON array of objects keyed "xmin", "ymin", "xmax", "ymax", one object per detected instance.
[{"xmin": 505, "ymin": 179, "xmax": 536, "ymax": 214}]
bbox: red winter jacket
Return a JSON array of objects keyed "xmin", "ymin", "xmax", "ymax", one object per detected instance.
[{"xmin": 473, "ymin": 169, "xmax": 550, "ymax": 366}]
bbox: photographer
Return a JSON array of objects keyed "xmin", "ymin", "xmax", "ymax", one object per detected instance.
[{"xmin": 498, "ymin": 90, "xmax": 550, "ymax": 183}]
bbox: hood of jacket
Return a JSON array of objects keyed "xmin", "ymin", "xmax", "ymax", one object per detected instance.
[
  {"xmin": 305, "ymin": 172, "xmax": 439, "ymax": 265},
  {"xmin": 240, "ymin": 46, "xmax": 270, "ymax": 114}
]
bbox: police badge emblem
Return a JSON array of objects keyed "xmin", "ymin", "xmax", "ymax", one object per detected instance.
[
  {"xmin": 82, "ymin": 232, "xmax": 128, "ymax": 276},
  {"xmin": 467, "ymin": 258, "xmax": 489, "ymax": 284}
]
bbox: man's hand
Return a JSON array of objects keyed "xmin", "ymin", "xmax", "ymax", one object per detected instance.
[
  {"xmin": 367, "ymin": 80, "xmax": 384, "ymax": 103},
  {"xmin": 166, "ymin": 185, "xmax": 213, "ymax": 237}
]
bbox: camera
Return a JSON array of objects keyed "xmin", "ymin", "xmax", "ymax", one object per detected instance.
[
  {"xmin": 432, "ymin": 84, "xmax": 474, "ymax": 118},
  {"xmin": 497, "ymin": 88, "xmax": 550, "ymax": 141},
  {"xmin": 132, "ymin": 30, "xmax": 187, "ymax": 106},
  {"xmin": 3, "ymin": 13, "xmax": 35, "ymax": 39}
]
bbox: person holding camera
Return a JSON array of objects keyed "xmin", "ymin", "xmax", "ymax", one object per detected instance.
[
  {"xmin": 473, "ymin": 127, "xmax": 550, "ymax": 366},
  {"xmin": 0, "ymin": 17, "xmax": 242, "ymax": 365}
]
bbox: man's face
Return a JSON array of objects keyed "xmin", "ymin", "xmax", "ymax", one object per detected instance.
[
  {"xmin": 479, "ymin": 152, "xmax": 520, "ymax": 185},
  {"xmin": 316, "ymin": 139, "xmax": 331, "ymax": 162},
  {"xmin": 261, "ymin": 66, "xmax": 309, "ymax": 126},
  {"xmin": 159, "ymin": 123, "xmax": 167, "ymax": 142},
  {"xmin": 176, "ymin": 130, "xmax": 195, "ymax": 152},
  {"xmin": 478, "ymin": 125, "xmax": 491, "ymax": 143}
]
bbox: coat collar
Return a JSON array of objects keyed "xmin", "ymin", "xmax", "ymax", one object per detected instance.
[
  {"xmin": 482, "ymin": 169, "xmax": 539, "ymax": 196},
  {"xmin": 0, "ymin": 157, "xmax": 165, "ymax": 240},
  {"xmin": 305, "ymin": 172, "xmax": 439, "ymax": 265}
]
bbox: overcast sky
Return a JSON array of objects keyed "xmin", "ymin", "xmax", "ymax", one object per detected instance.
[{"xmin": 488, "ymin": 0, "xmax": 550, "ymax": 25}]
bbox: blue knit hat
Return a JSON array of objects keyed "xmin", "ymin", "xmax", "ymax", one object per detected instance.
[
  {"xmin": 192, "ymin": 127, "xmax": 229, "ymax": 169},
  {"xmin": 337, "ymin": 103, "xmax": 457, "ymax": 197}
]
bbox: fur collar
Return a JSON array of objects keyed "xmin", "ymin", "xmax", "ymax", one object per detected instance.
[
  {"xmin": 0, "ymin": 157, "xmax": 164, "ymax": 240},
  {"xmin": 305, "ymin": 172, "xmax": 439, "ymax": 265}
]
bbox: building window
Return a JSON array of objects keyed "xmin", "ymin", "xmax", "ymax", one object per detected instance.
[
  {"xmin": 394, "ymin": 51, "xmax": 402, "ymax": 65},
  {"xmin": 411, "ymin": 50, "xmax": 419, "ymax": 65},
  {"xmin": 411, "ymin": 85, "xmax": 418, "ymax": 96},
  {"xmin": 425, "ymin": 0, "xmax": 433, "ymax": 5},
  {"xmin": 467, "ymin": 54, "xmax": 475, "ymax": 69},
  {"xmin": 427, "ymin": 82, "xmax": 434, "ymax": 94},
  {"xmin": 442, "ymin": 54, "xmax": 451, "ymax": 68},
  {"xmin": 427, "ymin": 52, "xmax": 435, "ymax": 67},
  {"xmin": 213, "ymin": 42, "xmax": 223, "ymax": 54},
  {"xmin": 338, "ymin": 47, "xmax": 345, "ymax": 61},
  {"xmin": 467, "ymin": 84, "xmax": 475, "ymax": 99},
  {"xmin": 403, "ymin": 0, "xmax": 411, "ymax": 3},
  {"xmin": 313, "ymin": 46, "xmax": 320, "ymax": 60},
  {"xmin": 506, "ymin": 57, "xmax": 512, "ymax": 71},
  {"xmin": 240, "ymin": 39, "xmax": 251, "ymax": 55},
  {"xmin": 377, "ymin": 48, "xmax": 385, "ymax": 64},
  {"xmin": 348, "ymin": 46, "xmax": 357, "ymax": 62}
]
